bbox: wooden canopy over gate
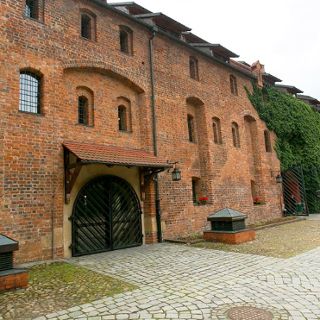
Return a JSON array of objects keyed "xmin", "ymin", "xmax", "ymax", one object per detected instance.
[{"xmin": 63, "ymin": 141, "xmax": 171, "ymax": 204}]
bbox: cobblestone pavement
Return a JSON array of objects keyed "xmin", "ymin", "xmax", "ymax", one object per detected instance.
[{"xmin": 32, "ymin": 244, "xmax": 320, "ymax": 320}]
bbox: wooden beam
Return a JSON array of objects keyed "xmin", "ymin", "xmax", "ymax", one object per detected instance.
[{"xmin": 64, "ymin": 149, "xmax": 82, "ymax": 204}]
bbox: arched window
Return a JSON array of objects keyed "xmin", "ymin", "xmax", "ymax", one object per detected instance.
[
  {"xmin": 187, "ymin": 114, "xmax": 195, "ymax": 142},
  {"xmin": 117, "ymin": 96, "xmax": 132, "ymax": 132},
  {"xmin": 119, "ymin": 26, "xmax": 133, "ymax": 55},
  {"xmin": 189, "ymin": 57, "xmax": 199, "ymax": 80},
  {"xmin": 80, "ymin": 11, "xmax": 96, "ymax": 40},
  {"xmin": 264, "ymin": 130, "xmax": 272, "ymax": 152},
  {"xmin": 78, "ymin": 96, "xmax": 89, "ymax": 125},
  {"xmin": 232, "ymin": 122, "xmax": 240, "ymax": 148},
  {"xmin": 230, "ymin": 75, "xmax": 238, "ymax": 95},
  {"xmin": 19, "ymin": 70, "xmax": 41, "ymax": 114},
  {"xmin": 118, "ymin": 105, "xmax": 128, "ymax": 131},
  {"xmin": 25, "ymin": 0, "xmax": 39, "ymax": 19},
  {"xmin": 77, "ymin": 87, "xmax": 94, "ymax": 126},
  {"xmin": 212, "ymin": 117, "xmax": 222, "ymax": 144}
]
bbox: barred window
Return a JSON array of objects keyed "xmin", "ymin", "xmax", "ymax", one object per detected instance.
[
  {"xmin": 78, "ymin": 96, "xmax": 89, "ymax": 125},
  {"xmin": 19, "ymin": 71, "xmax": 41, "ymax": 114},
  {"xmin": 25, "ymin": 0, "xmax": 39, "ymax": 19}
]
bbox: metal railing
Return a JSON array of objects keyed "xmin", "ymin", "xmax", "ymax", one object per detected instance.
[{"xmin": 282, "ymin": 166, "xmax": 320, "ymax": 216}]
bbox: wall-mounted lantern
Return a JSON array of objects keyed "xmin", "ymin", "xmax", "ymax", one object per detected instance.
[
  {"xmin": 168, "ymin": 161, "xmax": 181, "ymax": 181},
  {"xmin": 276, "ymin": 174, "xmax": 283, "ymax": 184},
  {"xmin": 172, "ymin": 167, "xmax": 181, "ymax": 181}
]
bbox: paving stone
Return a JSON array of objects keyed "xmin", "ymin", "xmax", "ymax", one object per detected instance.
[
  {"xmin": 36, "ymin": 243, "xmax": 320, "ymax": 320},
  {"xmin": 68, "ymin": 311, "xmax": 84, "ymax": 318}
]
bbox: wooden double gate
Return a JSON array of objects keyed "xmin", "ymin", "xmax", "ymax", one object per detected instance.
[{"xmin": 71, "ymin": 175, "xmax": 143, "ymax": 256}]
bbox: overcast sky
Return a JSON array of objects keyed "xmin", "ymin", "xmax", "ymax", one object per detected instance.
[{"xmin": 111, "ymin": 0, "xmax": 320, "ymax": 99}]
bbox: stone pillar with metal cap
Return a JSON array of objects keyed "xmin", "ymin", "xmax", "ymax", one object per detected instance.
[
  {"xmin": 203, "ymin": 208, "xmax": 256, "ymax": 244},
  {"xmin": 0, "ymin": 235, "xmax": 28, "ymax": 291}
]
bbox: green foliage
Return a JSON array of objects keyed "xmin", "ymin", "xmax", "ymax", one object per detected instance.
[
  {"xmin": 247, "ymin": 85, "xmax": 320, "ymax": 213},
  {"xmin": 247, "ymin": 85, "xmax": 320, "ymax": 170}
]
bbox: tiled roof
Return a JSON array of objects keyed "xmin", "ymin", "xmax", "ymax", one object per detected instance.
[
  {"xmin": 134, "ymin": 13, "xmax": 191, "ymax": 33},
  {"xmin": 190, "ymin": 43, "xmax": 239, "ymax": 58},
  {"xmin": 275, "ymin": 84, "xmax": 303, "ymax": 94},
  {"xmin": 229, "ymin": 60, "xmax": 254, "ymax": 76},
  {"xmin": 63, "ymin": 141, "xmax": 171, "ymax": 168},
  {"xmin": 263, "ymin": 73, "xmax": 282, "ymax": 83},
  {"xmin": 109, "ymin": 2, "xmax": 152, "ymax": 15},
  {"xmin": 297, "ymin": 94, "xmax": 320, "ymax": 104}
]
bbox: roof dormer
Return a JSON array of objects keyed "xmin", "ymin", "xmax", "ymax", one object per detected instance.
[
  {"xmin": 109, "ymin": 2, "xmax": 152, "ymax": 15},
  {"xmin": 134, "ymin": 12, "xmax": 191, "ymax": 37}
]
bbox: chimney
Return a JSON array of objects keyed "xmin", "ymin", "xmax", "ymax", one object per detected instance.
[{"xmin": 251, "ymin": 60, "xmax": 265, "ymax": 88}]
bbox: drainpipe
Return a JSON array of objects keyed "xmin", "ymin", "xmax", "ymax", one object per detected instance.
[{"xmin": 148, "ymin": 28, "xmax": 162, "ymax": 243}]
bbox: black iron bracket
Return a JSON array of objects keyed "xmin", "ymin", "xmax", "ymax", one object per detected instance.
[{"xmin": 142, "ymin": 167, "xmax": 165, "ymax": 184}]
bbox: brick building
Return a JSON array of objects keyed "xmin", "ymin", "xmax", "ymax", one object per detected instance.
[{"xmin": 0, "ymin": 0, "xmax": 282, "ymax": 263}]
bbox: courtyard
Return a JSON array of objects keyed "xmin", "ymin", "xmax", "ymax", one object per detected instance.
[{"xmin": 1, "ymin": 219, "xmax": 320, "ymax": 320}]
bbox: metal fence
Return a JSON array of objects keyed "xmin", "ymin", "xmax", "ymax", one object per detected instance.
[{"xmin": 282, "ymin": 166, "xmax": 320, "ymax": 216}]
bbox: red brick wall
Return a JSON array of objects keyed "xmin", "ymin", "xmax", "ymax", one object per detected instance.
[
  {"xmin": 0, "ymin": 0, "xmax": 282, "ymax": 262},
  {"xmin": 0, "ymin": 271, "xmax": 28, "ymax": 292}
]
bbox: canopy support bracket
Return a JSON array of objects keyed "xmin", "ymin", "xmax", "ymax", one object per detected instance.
[{"xmin": 64, "ymin": 148, "xmax": 82, "ymax": 204}]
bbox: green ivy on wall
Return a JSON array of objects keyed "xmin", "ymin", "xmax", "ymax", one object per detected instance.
[
  {"xmin": 247, "ymin": 85, "xmax": 320, "ymax": 213},
  {"xmin": 247, "ymin": 85, "xmax": 320, "ymax": 170}
]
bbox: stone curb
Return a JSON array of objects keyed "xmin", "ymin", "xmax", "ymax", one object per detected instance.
[
  {"xmin": 163, "ymin": 238, "xmax": 203, "ymax": 244},
  {"xmin": 251, "ymin": 217, "xmax": 306, "ymax": 231}
]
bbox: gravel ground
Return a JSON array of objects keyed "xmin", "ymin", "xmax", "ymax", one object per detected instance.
[
  {"xmin": 0, "ymin": 262, "xmax": 136, "ymax": 320},
  {"xmin": 193, "ymin": 220, "xmax": 320, "ymax": 258}
]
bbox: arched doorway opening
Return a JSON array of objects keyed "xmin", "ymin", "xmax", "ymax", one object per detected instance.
[{"xmin": 71, "ymin": 175, "xmax": 142, "ymax": 256}]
